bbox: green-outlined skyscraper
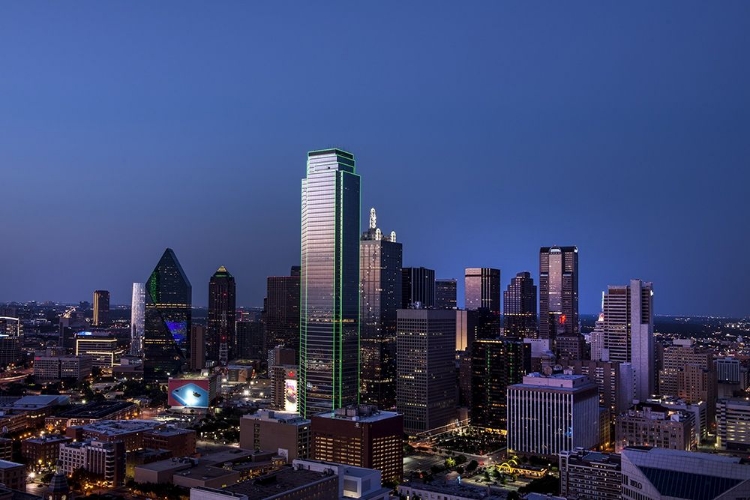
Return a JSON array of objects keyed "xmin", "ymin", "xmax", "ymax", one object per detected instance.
[
  {"xmin": 300, "ymin": 148, "xmax": 360, "ymax": 418},
  {"xmin": 143, "ymin": 248, "xmax": 191, "ymax": 380}
]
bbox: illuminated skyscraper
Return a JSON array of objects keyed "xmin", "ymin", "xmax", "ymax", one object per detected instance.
[
  {"xmin": 360, "ymin": 208, "xmax": 402, "ymax": 408},
  {"xmin": 300, "ymin": 149, "xmax": 360, "ymax": 418},
  {"xmin": 92, "ymin": 290, "xmax": 110, "ymax": 327},
  {"xmin": 503, "ymin": 272, "xmax": 537, "ymax": 338},
  {"xmin": 130, "ymin": 283, "xmax": 145, "ymax": 356},
  {"xmin": 464, "ymin": 268, "xmax": 501, "ymax": 312},
  {"xmin": 435, "ymin": 279, "xmax": 457, "ymax": 309},
  {"xmin": 143, "ymin": 248, "xmax": 191, "ymax": 380},
  {"xmin": 207, "ymin": 266, "xmax": 236, "ymax": 365},
  {"xmin": 539, "ymin": 246, "xmax": 579, "ymax": 340}
]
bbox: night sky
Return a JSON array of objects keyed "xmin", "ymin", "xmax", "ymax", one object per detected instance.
[{"xmin": 1, "ymin": 2, "xmax": 749, "ymax": 316}]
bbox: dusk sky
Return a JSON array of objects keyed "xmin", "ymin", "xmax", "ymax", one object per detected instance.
[{"xmin": 1, "ymin": 2, "xmax": 749, "ymax": 316}]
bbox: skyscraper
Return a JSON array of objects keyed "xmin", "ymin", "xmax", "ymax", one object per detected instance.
[
  {"xmin": 207, "ymin": 266, "xmax": 236, "ymax": 365},
  {"xmin": 594, "ymin": 279, "xmax": 654, "ymax": 402},
  {"xmin": 401, "ymin": 267, "xmax": 435, "ymax": 309},
  {"xmin": 300, "ymin": 148, "xmax": 360, "ymax": 418},
  {"xmin": 130, "ymin": 283, "xmax": 145, "ymax": 356},
  {"xmin": 435, "ymin": 279, "xmax": 457, "ymax": 309},
  {"xmin": 503, "ymin": 271, "xmax": 537, "ymax": 338},
  {"xmin": 360, "ymin": 208, "xmax": 402, "ymax": 408},
  {"xmin": 92, "ymin": 290, "xmax": 110, "ymax": 327},
  {"xmin": 464, "ymin": 268, "xmax": 501, "ymax": 312},
  {"xmin": 264, "ymin": 267, "xmax": 301, "ymax": 355},
  {"xmin": 143, "ymin": 248, "xmax": 191, "ymax": 380},
  {"xmin": 470, "ymin": 337, "xmax": 530, "ymax": 430},
  {"xmin": 397, "ymin": 309, "xmax": 456, "ymax": 435},
  {"xmin": 539, "ymin": 246, "xmax": 579, "ymax": 340}
]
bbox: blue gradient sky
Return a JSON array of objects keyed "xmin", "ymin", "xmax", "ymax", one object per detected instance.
[{"xmin": 1, "ymin": 2, "xmax": 749, "ymax": 316}]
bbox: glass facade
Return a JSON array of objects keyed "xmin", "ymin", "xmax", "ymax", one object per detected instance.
[
  {"xmin": 207, "ymin": 266, "xmax": 236, "ymax": 365},
  {"xmin": 264, "ymin": 267, "xmax": 301, "ymax": 356},
  {"xmin": 359, "ymin": 210, "xmax": 402, "ymax": 408},
  {"xmin": 300, "ymin": 149, "xmax": 360, "ymax": 418},
  {"xmin": 539, "ymin": 246, "xmax": 579, "ymax": 340},
  {"xmin": 503, "ymin": 271, "xmax": 537, "ymax": 338},
  {"xmin": 143, "ymin": 248, "xmax": 191, "ymax": 380}
]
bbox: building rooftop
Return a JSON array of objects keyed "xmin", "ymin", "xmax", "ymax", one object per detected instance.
[
  {"xmin": 144, "ymin": 427, "xmax": 195, "ymax": 437},
  {"xmin": 1, "ymin": 395, "xmax": 69, "ymax": 410},
  {"xmin": 398, "ymin": 481, "xmax": 505, "ymax": 500},
  {"xmin": 315, "ymin": 404, "xmax": 401, "ymax": 423},
  {"xmin": 243, "ymin": 409, "xmax": 310, "ymax": 425},
  {"xmin": 513, "ymin": 373, "xmax": 594, "ymax": 390},
  {"xmin": 226, "ymin": 467, "xmax": 336, "ymax": 500},
  {"xmin": 56, "ymin": 400, "xmax": 135, "ymax": 419},
  {"xmin": 78, "ymin": 419, "xmax": 163, "ymax": 435},
  {"xmin": 24, "ymin": 435, "xmax": 71, "ymax": 445}
]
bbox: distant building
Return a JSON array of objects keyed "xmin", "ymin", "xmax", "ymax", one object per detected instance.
[
  {"xmin": 397, "ymin": 309, "xmax": 456, "ymax": 435},
  {"xmin": 189, "ymin": 324, "xmax": 206, "ymax": 371},
  {"xmin": 470, "ymin": 337, "xmax": 530, "ymax": 430},
  {"xmin": 435, "ymin": 279, "xmax": 457, "ymax": 309},
  {"xmin": 75, "ymin": 333, "xmax": 118, "ymax": 368},
  {"xmin": 235, "ymin": 320, "xmax": 264, "ymax": 360},
  {"xmin": 59, "ymin": 440, "xmax": 126, "ymax": 486},
  {"xmin": 92, "ymin": 290, "xmax": 109, "ymax": 327},
  {"xmin": 263, "ymin": 267, "xmax": 300, "ymax": 355},
  {"xmin": 503, "ymin": 271, "xmax": 537, "ymax": 338},
  {"xmin": 659, "ymin": 339, "xmax": 717, "ymax": 423},
  {"xmin": 717, "ymin": 398, "xmax": 750, "ymax": 451},
  {"xmin": 130, "ymin": 283, "xmax": 146, "ymax": 356},
  {"xmin": 538, "ymin": 246, "xmax": 578, "ymax": 341},
  {"xmin": 207, "ymin": 266, "xmax": 236, "ymax": 365},
  {"xmin": 142, "ymin": 427, "xmax": 197, "ymax": 457},
  {"xmin": 311, "ymin": 405, "xmax": 403, "ymax": 483},
  {"xmin": 507, "ymin": 373, "xmax": 599, "ymax": 456},
  {"xmin": 359, "ymin": 208, "xmax": 402, "ymax": 408},
  {"xmin": 559, "ymin": 449, "xmax": 622, "ymax": 500},
  {"xmin": 465, "ymin": 268, "xmax": 501, "ymax": 338},
  {"xmin": 34, "ymin": 352, "xmax": 93, "ymax": 382},
  {"xmin": 620, "ymin": 446, "xmax": 750, "ymax": 500},
  {"xmin": 401, "ymin": 267, "xmax": 435, "ymax": 309},
  {"xmin": 615, "ymin": 402, "xmax": 695, "ymax": 452},
  {"xmin": 239, "ymin": 410, "xmax": 311, "ymax": 462},
  {"xmin": 594, "ymin": 279, "xmax": 654, "ymax": 403},
  {"xmin": 716, "ymin": 357, "xmax": 747, "ymax": 399},
  {"xmin": 143, "ymin": 248, "xmax": 191, "ymax": 380}
]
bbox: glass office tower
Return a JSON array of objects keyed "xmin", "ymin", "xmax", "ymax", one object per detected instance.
[
  {"xmin": 300, "ymin": 148, "xmax": 360, "ymax": 418},
  {"xmin": 207, "ymin": 266, "xmax": 236, "ymax": 365},
  {"xmin": 143, "ymin": 248, "xmax": 191, "ymax": 380}
]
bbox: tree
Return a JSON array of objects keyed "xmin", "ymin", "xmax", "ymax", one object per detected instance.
[
  {"xmin": 466, "ymin": 460, "xmax": 478, "ymax": 472},
  {"xmin": 519, "ymin": 474, "xmax": 559, "ymax": 496},
  {"xmin": 455, "ymin": 454, "xmax": 467, "ymax": 465}
]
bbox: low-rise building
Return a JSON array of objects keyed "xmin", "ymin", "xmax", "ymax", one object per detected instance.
[
  {"xmin": 239, "ymin": 410, "xmax": 310, "ymax": 462},
  {"xmin": 59, "ymin": 440, "xmax": 126, "ymax": 486},
  {"xmin": 22, "ymin": 435, "xmax": 72, "ymax": 469},
  {"xmin": 559, "ymin": 449, "xmax": 621, "ymax": 500},
  {"xmin": 615, "ymin": 402, "xmax": 695, "ymax": 452},
  {"xmin": 621, "ymin": 446, "xmax": 750, "ymax": 500},
  {"xmin": 66, "ymin": 419, "xmax": 164, "ymax": 452},
  {"xmin": 45, "ymin": 400, "xmax": 138, "ymax": 431},
  {"xmin": 142, "ymin": 427, "xmax": 196, "ymax": 457},
  {"xmin": 0, "ymin": 460, "xmax": 25, "ymax": 492},
  {"xmin": 34, "ymin": 353, "xmax": 93, "ymax": 382},
  {"xmin": 717, "ymin": 398, "xmax": 750, "ymax": 451}
]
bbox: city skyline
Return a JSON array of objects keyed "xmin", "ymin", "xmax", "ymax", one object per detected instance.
[{"xmin": 1, "ymin": 3, "xmax": 749, "ymax": 317}]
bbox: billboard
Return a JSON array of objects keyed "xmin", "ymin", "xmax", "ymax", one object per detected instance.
[
  {"xmin": 168, "ymin": 379, "xmax": 210, "ymax": 408},
  {"xmin": 284, "ymin": 377, "xmax": 298, "ymax": 413}
]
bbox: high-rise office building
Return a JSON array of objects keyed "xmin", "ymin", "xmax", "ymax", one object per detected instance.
[
  {"xmin": 507, "ymin": 373, "xmax": 599, "ymax": 457},
  {"xmin": 396, "ymin": 309, "xmax": 456, "ymax": 435},
  {"xmin": 360, "ymin": 208, "xmax": 402, "ymax": 409},
  {"xmin": 503, "ymin": 272, "xmax": 537, "ymax": 338},
  {"xmin": 236, "ymin": 319, "xmax": 264, "ymax": 359},
  {"xmin": 143, "ymin": 248, "xmax": 191, "ymax": 380},
  {"xmin": 92, "ymin": 290, "xmax": 110, "ymax": 327},
  {"xmin": 464, "ymin": 268, "xmax": 500, "ymax": 312},
  {"xmin": 207, "ymin": 266, "xmax": 236, "ymax": 365},
  {"xmin": 311, "ymin": 405, "xmax": 403, "ymax": 483},
  {"xmin": 189, "ymin": 324, "xmax": 205, "ymax": 371},
  {"xmin": 263, "ymin": 267, "xmax": 301, "ymax": 356},
  {"xmin": 470, "ymin": 337, "xmax": 530, "ymax": 430},
  {"xmin": 401, "ymin": 267, "xmax": 435, "ymax": 309},
  {"xmin": 299, "ymin": 149, "xmax": 360, "ymax": 418},
  {"xmin": 435, "ymin": 279, "xmax": 457, "ymax": 309},
  {"xmin": 615, "ymin": 402, "xmax": 696, "ymax": 452},
  {"xmin": 594, "ymin": 279, "xmax": 654, "ymax": 402},
  {"xmin": 130, "ymin": 283, "xmax": 145, "ymax": 356},
  {"xmin": 538, "ymin": 246, "xmax": 578, "ymax": 340}
]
